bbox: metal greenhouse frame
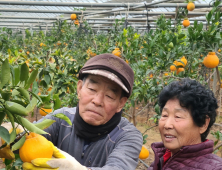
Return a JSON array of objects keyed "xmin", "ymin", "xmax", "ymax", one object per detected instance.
[{"xmin": 0, "ymin": 0, "xmax": 219, "ymax": 31}]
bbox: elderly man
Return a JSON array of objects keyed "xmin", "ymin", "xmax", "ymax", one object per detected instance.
[{"xmin": 23, "ymin": 53, "xmax": 143, "ymax": 170}]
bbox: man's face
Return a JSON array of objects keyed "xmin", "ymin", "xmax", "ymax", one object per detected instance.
[{"xmin": 77, "ymin": 75, "xmax": 128, "ymax": 126}]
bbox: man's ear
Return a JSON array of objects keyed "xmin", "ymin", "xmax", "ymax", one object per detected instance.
[
  {"xmin": 200, "ymin": 117, "xmax": 210, "ymax": 134},
  {"xmin": 77, "ymin": 80, "xmax": 83, "ymax": 98},
  {"xmin": 116, "ymin": 97, "xmax": 128, "ymax": 113}
]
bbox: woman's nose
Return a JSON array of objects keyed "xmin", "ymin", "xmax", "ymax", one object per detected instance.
[{"xmin": 164, "ymin": 117, "xmax": 174, "ymax": 129}]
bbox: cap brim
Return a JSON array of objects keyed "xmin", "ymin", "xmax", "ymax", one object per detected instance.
[{"xmin": 82, "ymin": 70, "xmax": 129, "ymax": 93}]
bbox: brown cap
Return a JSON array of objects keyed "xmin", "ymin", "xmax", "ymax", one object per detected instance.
[{"xmin": 78, "ymin": 53, "xmax": 134, "ymax": 98}]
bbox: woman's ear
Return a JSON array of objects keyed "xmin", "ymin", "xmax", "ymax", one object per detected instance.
[{"xmin": 200, "ymin": 117, "xmax": 210, "ymax": 134}]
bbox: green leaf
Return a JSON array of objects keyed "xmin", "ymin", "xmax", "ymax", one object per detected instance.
[
  {"xmin": 26, "ymin": 97, "xmax": 37, "ymax": 113},
  {"xmin": 11, "ymin": 135, "xmax": 26, "ymax": 151},
  {"xmin": 15, "ymin": 116, "xmax": 48, "ymax": 135},
  {"xmin": 1, "ymin": 91, "xmax": 12, "ymax": 101},
  {"xmin": 154, "ymin": 104, "xmax": 160, "ymax": 115},
  {"xmin": 34, "ymin": 119, "xmax": 56, "ymax": 130},
  {"xmin": 44, "ymin": 75, "xmax": 51, "ymax": 85},
  {"xmin": 12, "ymin": 156, "xmax": 23, "ymax": 166},
  {"xmin": 24, "ymin": 69, "xmax": 38, "ymax": 90},
  {"xmin": 5, "ymin": 101, "xmax": 29, "ymax": 116},
  {"xmin": 206, "ymin": 11, "xmax": 212, "ymax": 23},
  {"xmin": 11, "ymin": 89, "xmax": 19, "ymax": 96},
  {"xmin": 10, "ymin": 100, "xmax": 27, "ymax": 107},
  {"xmin": 53, "ymin": 113, "xmax": 72, "ymax": 126},
  {"xmin": 178, "ymin": 34, "xmax": 185, "ymax": 39},
  {"xmin": 39, "ymin": 94, "xmax": 51, "ymax": 103},
  {"xmin": 32, "ymin": 80, "xmax": 38, "ymax": 94},
  {"xmin": 6, "ymin": 110, "xmax": 14, "ymax": 128},
  {"xmin": 0, "ymin": 126, "xmax": 10, "ymax": 144},
  {"xmin": 131, "ymin": 100, "xmax": 135, "ymax": 107},
  {"xmin": 0, "ymin": 111, "xmax": 6, "ymax": 125},
  {"xmin": 20, "ymin": 63, "xmax": 29, "ymax": 84},
  {"xmin": 7, "ymin": 49, "xmax": 11, "ymax": 56},
  {"xmin": 30, "ymin": 91, "xmax": 42, "ymax": 103},
  {"xmin": 197, "ymin": 23, "xmax": 203, "ymax": 32},
  {"xmin": 53, "ymin": 94, "xmax": 61, "ymax": 110},
  {"xmin": 17, "ymin": 87, "xmax": 30, "ymax": 102},
  {"xmin": 0, "ymin": 58, "xmax": 10, "ymax": 89},
  {"xmin": 10, "ymin": 64, "xmax": 15, "ymax": 86},
  {"xmin": 14, "ymin": 66, "xmax": 20, "ymax": 86},
  {"xmin": 9, "ymin": 129, "xmax": 16, "ymax": 144}
]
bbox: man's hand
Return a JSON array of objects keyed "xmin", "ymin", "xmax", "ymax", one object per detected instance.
[{"xmin": 23, "ymin": 142, "xmax": 88, "ymax": 170}]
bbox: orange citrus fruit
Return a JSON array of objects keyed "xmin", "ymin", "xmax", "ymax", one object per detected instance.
[
  {"xmin": 47, "ymin": 87, "xmax": 52, "ymax": 92},
  {"xmin": 187, "ymin": 2, "xmax": 195, "ymax": 11},
  {"xmin": 70, "ymin": 14, "xmax": 77, "ymax": 20},
  {"xmin": 139, "ymin": 145, "xmax": 149, "ymax": 159},
  {"xmin": 112, "ymin": 48, "xmax": 121, "ymax": 57},
  {"xmin": 39, "ymin": 108, "xmax": 52, "ymax": 116},
  {"xmin": 183, "ymin": 18, "xmax": 190, "ymax": 27},
  {"xmin": 203, "ymin": 52, "xmax": 219, "ymax": 68},
  {"xmin": 19, "ymin": 132, "xmax": 53, "ymax": 163},
  {"xmin": 176, "ymin": 68, "xmax": 185, "ymax": 75}
]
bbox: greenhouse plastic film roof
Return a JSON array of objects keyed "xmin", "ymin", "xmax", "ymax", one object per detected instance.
[{"xmin": 0, "ymin": 0, "xmax": 219, "ymax": 30}]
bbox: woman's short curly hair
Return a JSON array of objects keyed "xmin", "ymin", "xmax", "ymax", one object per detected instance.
[{"xmin": 158, "ymin": 78, "xmax": 218, "ymax": 142}]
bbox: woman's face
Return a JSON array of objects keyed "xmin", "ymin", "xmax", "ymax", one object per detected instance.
[{"xmin": 159, "ymin": 98, "xmax": 205, "ymax": 155}]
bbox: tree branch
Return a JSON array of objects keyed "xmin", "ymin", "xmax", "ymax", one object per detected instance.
[
  {"xmin": 136, "ymin": 103, "xmax": 150, "ymax": 116},
  {"xmin": 214, "ymin": 142, "xmax": 222, "ymax": 152},
  {"xmin": 142, "ymin": 125, "xmax": 158, "ymax": 135}
]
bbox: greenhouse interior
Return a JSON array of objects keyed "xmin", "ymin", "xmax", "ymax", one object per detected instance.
[{"xmin": 0, "ymin": 0, "xmax": 222, "ymax": 170}]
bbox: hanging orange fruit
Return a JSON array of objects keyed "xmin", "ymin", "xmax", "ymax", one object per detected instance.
[
  {"xmin": 170, "ymin": 65, "xmax": 176, "ymax": 71},
  {"xmin": 170, "ymin": 61, "xmax": 177, "ymax": 71},
  {"xmin": 47, "ymin": 87, "xmax": 52, "ymax": 92},
  {"xmin": 39, "ymin": 108, "xmax": 53, "ymax": 116},
  {"xmin": 183, "ymin": 18, "xmax": 190, "ymax": 27},
  {"xmin": 177, "ymin": 56, "xmax": 187, "ymax": 67},
  {"xmin": 70, "ymin": 14, "xmax": 77, "ymax": 20},
  {"xmin": 176, "ymin": 68, "xmax": 185, "ymax": 75},
  {"xmin": 112, "ymin": 48, "xmax": 121, "ymax": 57},
  {"xmin": 139, "ymin": 145, "xmax": 149, "ymax": 159},
  {"xmin": 19, "ymin": 132, "xmax": 53, "ymax": 163},
  {"xmin": 74, "ymin": 20, "xmax": 79, "ymax": 25},
  {"xmin": 203, "ymin": 52, "xmax": 219, "ymax": 68},
  {"xmin": 57, "ymin": 41, "xmax": 61, "ymax": 46},
  {"xmin": 187, "ymin": 2, "xmax": 195, "ymax": 11}
]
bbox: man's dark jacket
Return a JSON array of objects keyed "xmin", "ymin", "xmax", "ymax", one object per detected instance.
[{"xmin": 39, "ymin": 107, "xmax": 143, "ymax": 170}]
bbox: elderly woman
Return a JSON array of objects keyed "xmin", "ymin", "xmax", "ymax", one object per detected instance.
[{"xmin": 148, "ymin": 78, "xmax": 222, "ymax": 170}]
